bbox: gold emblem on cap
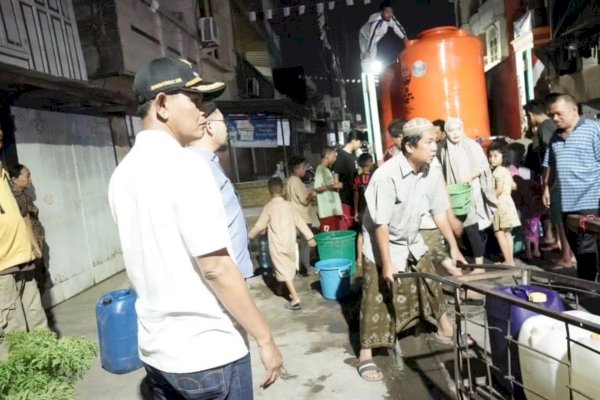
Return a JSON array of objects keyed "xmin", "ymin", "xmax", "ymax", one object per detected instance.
[
  {"xmin": 185, "ymin": 77, "xmax": 202, "ymax": 87},
  {"xmin": 150, "ymin": 78, "xmax": 183, "ymax": 91},
  {"xmin": 199, "ymin": 82, "xmax": 225, "ymax": 91}
]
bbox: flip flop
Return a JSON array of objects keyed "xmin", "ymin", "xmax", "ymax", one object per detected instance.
[
  {"xmin": 547, "ymin": 263, "xmax": 574, "ymax": 270},
  {"xmin": 284, "ymin": 302, "xmax": 302, "ymax": 311},
  {"xmin": 357, "ymin": 360, "xmax": 383, "ymax": 381},
  {"xmin": 540, "ymin": 244, "xmax": 561, "ymax": 252},
  {"xmin": 540, "ymin": 240, "xmax": 557, "ymax": 246}
]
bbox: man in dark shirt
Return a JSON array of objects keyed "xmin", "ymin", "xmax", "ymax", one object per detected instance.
[
  {"xmin": 524, "ymin": 99, "xmax": 555, "ymax": 157},
  {"xmin": 333, "ymin": 130, "xmax": 364, "ymax": 229}
]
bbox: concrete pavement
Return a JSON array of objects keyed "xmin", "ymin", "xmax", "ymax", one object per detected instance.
[
  {"xmin": 50, "ymin": 267, "xmax": 460, "ymax": 400},
  {"xmin": 40, "ymin": 205, "xmax": 459, "ymax": 399},
  {"xmin": 48, "ymin": 251, "xmax": 592, "ymax": 399}
]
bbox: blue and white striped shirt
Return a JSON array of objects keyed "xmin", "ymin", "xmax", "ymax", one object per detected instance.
[{"xmin": 543, "ymin": 118, "xmax": 600, "ymax": 212}]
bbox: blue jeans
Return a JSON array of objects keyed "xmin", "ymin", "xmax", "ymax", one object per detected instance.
[{"xmin": 143, "ymin": 353, "xmax": 253, "ymax": 400}]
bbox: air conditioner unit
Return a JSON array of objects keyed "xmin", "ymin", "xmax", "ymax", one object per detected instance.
[
  {"xmin": 246, "ymin": 78, "xmax": 260, "ymax": 98},
  {"xmin": 198, "ymin": 17, "xmax": 219, "ymax": 48}
]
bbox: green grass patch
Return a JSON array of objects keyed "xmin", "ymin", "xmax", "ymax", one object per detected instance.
[{"xmin": 0, "ymin": 330, "xmax": 98, "ymax": 400}]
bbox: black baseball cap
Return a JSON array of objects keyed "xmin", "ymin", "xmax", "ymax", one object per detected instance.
[{"xmin": 133, "ymin": 57, "xmax": 226, "ymax": 104}]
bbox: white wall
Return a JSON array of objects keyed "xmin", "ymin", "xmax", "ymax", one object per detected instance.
[
  {"xmin": 552, "ymin": 64, "xmax": 600, "ymax": 103},
  {"xmin": 12, "ymin": 107, "xmax": 124, "ymax": 307},
  {"xmin": 114, "ymin": 0, "xmax": 205, "ymax": 74},
  {"xmin": 465, "ymin": 0, "xmax": 510, "ymax": 66}
]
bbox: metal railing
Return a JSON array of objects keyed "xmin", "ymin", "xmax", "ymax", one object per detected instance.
[{"xmin": 393, "ymin": 265, "xmax": 600, "ymax": 399}]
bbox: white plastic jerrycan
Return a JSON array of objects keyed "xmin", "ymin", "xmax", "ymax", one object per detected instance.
[
  {"xmin": 571, "ymin": 332, "xmax": 600, "ymax": 399},
  {"xmin": 518, "ymin": 310, "xmax": 600, "ymax": 400}
]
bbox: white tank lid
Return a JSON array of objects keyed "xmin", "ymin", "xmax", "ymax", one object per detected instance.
[{"xmin": 528, "ymin": 292, "xmax": 547, "ymax": 303}]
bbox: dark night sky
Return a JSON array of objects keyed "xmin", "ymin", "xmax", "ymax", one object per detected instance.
[{"xmin": 263, "ymin": 0, "xmax": 456, "ymax": 115}]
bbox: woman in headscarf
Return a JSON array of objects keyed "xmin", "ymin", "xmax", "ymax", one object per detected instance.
[
  {"xmin": 438, "ymin": 118, "xmax": 497, "ymax": 266},
  {"xmin": 8, "ymin": 164, "xmax": 51, "ymax": 292}
]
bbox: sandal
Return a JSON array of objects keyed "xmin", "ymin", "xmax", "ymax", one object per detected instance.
[
  {"xmin": 357, "ymin": 360, "xmax": 383, "ymax": 381},
  {"xmin": 540, "ymin": 243, "xmax": 561, "ymax": 252},
  {"xmin": 284, "ymin": 302, "xmax": 302, "ymax": 311},
  {"xmin": 433, "ymin": 332, "xmax": 475, "ymax": 347}
]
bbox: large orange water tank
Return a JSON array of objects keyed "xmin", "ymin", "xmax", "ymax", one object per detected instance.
[{"xmin": 382, "ymin": 26, "xmax": 490, "ymax": 147}]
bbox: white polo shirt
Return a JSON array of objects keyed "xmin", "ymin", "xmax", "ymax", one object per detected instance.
[{"xmin": 108, "ymin": 130, "xmax": 247, "ymax": 373}]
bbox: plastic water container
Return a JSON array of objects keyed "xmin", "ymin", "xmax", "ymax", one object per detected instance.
[
  {"xmin": 315, "ymin": 258, "xmax": 351, "ymax": 300},
  {"xmin": 258, "ymin": 234, "xmax": 273, "ymax": 269},
  {"xmin": 96, "ymin": 289, "xmax": 143, "ymax": 374},
  {"xmin": 571, "ymin": 331, "xmax": 600, "ymax": 399},
  {"xmin": 518, "ymin": 310, "xmax": 600, "ymax": 400},
  {"xmin": 513, "ymin": 226, "xmax": 524, "ymax": 254},
  {"xmin": 485, "ymin": 284, "xmax": 565, "ymax": 396},
  {"xmin": 447, "ymin": 183, "xmax": 472, "ymax": 216},
  {"xmin": 315, "ymin": 231, "xmax": 357, "ymax": 275}
]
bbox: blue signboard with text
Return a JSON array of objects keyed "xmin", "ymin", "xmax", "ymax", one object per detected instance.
[{"xmin": 227, "ymin": 118, "xmax": 289, "ymax": 148}]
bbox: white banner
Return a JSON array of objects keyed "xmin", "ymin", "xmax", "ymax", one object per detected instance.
[
  {"xmin": 276, "ymin": 120, "xmax": 291, "ymax": 147},
  {"xmin": 514, "ymin": 10, "xmax": 532, "ymax": 38}
]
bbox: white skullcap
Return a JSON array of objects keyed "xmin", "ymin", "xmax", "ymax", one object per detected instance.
[{"xmin": 402, "ymin": 117, "xmax": 434, "ymax": 136}]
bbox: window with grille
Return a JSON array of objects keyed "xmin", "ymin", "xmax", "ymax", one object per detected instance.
[
  {"xmin": 488, "ymin": 25, "xmax": 500, "ymax": 63},
  {"xmin": 483, "ymin": 22, "xmax": 502, "ymax": 70}
]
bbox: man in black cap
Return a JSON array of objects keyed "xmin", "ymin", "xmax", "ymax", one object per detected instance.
[{"xmin": 109, "ymin": 58, "xmax": 282, "ymax": 398}]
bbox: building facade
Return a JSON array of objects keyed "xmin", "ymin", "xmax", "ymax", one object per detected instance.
[
  {"xmin": 541, "ymin": 1, "xmax": 600, "ymax": 117},
  {"xmin": 458, "ymin": 0, "xmax": 600, "ymax": 137},
  {"xmin": 0, "ymin": 0, "xmax": 310, "ymax": 306},
  {"xmin": 0, "ymin": 0, "xmax": 127, "ymax": 306}
]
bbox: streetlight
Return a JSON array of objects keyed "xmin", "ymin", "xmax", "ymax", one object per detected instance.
[
  {"xmin": 368, "ymin": 60, "xmax": 383, "ymax": 75},
  {"xmin": 361, "ymin": 60, "xmax": 384, "ymax": 163}
]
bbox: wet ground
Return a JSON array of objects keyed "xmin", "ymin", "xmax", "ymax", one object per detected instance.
[{"xmin": 45, "ymin": 236, "xmax": 599, "ymax": 399}]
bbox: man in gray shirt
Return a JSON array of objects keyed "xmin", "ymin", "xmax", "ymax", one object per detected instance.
[{"xmin": 357, "ymin": 118, "xmax": 467, "ymax": 382}]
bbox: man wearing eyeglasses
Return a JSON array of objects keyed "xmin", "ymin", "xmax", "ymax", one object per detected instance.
[
  {"xmin": 108, "ymin": 58, "xmax": 282, "ymax": 399},
  {"xmin": 187, "ymin": 103, "xmax": 254, "ymax": 280}
]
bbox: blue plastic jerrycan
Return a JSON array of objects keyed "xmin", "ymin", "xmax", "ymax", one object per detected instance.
[{"xmin": 96, "ymin": 289, "xmax": 143, "ymax": 374}]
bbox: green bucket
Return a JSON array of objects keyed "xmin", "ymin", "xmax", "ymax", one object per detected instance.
[
  {"xmin": 315, "ymin": 230, "xmax": 357, "ymax": 275},
  {"xmin": 448, "ymin": 183, "xmax": 472, "ymax": 216}
]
